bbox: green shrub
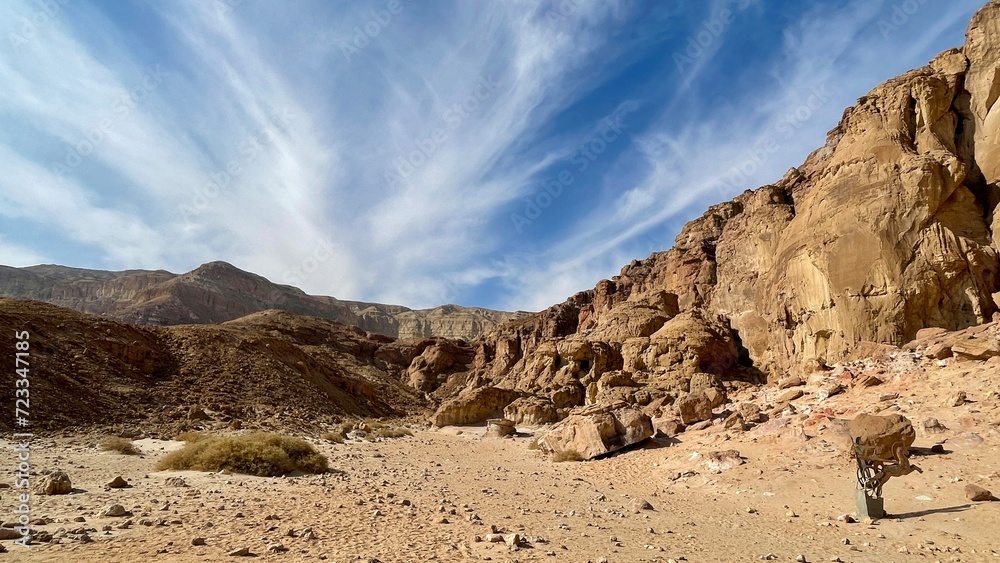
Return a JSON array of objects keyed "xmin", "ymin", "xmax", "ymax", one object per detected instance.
[
  {"xmin": 100, "ymin": 437, "xmax": 141, "ymax": 455},
  {"xmin": 156, "ymin": 432, "xmax": 329, "ymax": 476}
]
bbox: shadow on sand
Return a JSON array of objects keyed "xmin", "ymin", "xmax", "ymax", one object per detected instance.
[{"xmin": 890, "ymin": 503, "xmax": 971, "ymax": 519}]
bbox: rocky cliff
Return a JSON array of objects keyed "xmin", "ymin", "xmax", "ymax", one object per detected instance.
[
  {"xmin": 0, "ymin": 261, "xmax": 526, "ymax": 340},
  {"xmin": 427, "ymin": 1, "xmax": 1000, "ymax": 425},
  {"xmin": 0, "ymin": 297, "xmax": 457, "ymax": 431}
]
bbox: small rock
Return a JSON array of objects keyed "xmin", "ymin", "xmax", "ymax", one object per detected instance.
[
  {"xmin": 164, "ymin": 477, "xmax": 188, "ymax": 487},
  {"xmin": 965, "ymin": 484, "xmax": 994, "ymax": 501},
  {"xmin": 107, "ymin": 476, "xmax": 129, "ymax": 489},
  {"xmin": 227, "ymin": 547, "xmax": 252, "ymax": 556},
  {"xmin": 923, "ymin": 418, "xmax": 947, "ymax": 433},
  {"xmin": 0, "ymin": 528, "xmax": 22, "ymax": 540},
  {"xmin": 796, "ymin": 555, "xmax": 807, "ymax": 563},
  {"xmin": 778, "ymin": 376, "xmax": 804, "ymax": 389},
  {"xmin": 947, "ymin": 391, "xmax": 967, "ymax": 407},
  {"xmin": 192, "ymin": 537, "xmax": 206, "ymax": 546},
  {"xmin": 97, "ymin": 504, "xmax": 128, "ymax": 517},
  {"xmin": 631, "ymin": 499, "xmax": 654, "ymax": 512},
  {"xmin": 267, "ymin": 543, "xmax": 288, "ymax": 553}
]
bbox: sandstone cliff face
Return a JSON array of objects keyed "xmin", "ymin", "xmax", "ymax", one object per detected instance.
[
  {"xmin": 437, "ymin": 2, "xmax": 1000, "ymax": 425},
  {"xmin": 0, "ymin": 262, "xmax": 525, "ymax": 341}
]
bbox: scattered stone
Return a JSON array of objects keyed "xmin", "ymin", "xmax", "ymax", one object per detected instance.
[
  {"xmin": 923, "ymin": 418, "xmax": 947, "ymax": 433},
  {"xmin": 778, "ymin": 376, "xmax": 805, "ymax": 389},
  {"xmin": 796, "ymin": 555, "xmax": 807, "ymax": 563},
  {"xmin": 817, "ymin": 383, "xmax": 844, "ymax": 400},
  {"xmin": 192, "ymin": 537, "xmax": 206, "ymax": 546},
  {"xmin": 947, "ymin": 391, "xmax": 968, "ymax": 407},
  {"xmin": 227, "ymin": 547, "xmax": 252, "ymax": 556},
  {"xmin": 97, "ymin": 504, "xmax": 128, "ymax": 517},
  {"xmin": 702, "ymin": 450, "xmax": 744, "ymax": 473},
  {"xmin": 965, "ymin": 484, "xmax": 994, "ymax": 501},
  {"xmin": 837, "ymin": 514, "xmax": 856, "ymax": 523},
  {"xmin": 630, "ymin": 499, "xmax": 654, "ymax": 512},
  {"xmin": 107, "ymin": 476, "xmax": 129, "ymax": 489},
  {"xmin": 188, "ymin": 406, "xmax": 211, "ymax": 420},
  {"xmin": 164, "ymin": 477, "xmax": 188, "ymax": 487},
  {"xmin": 267, "ymin": 543, "xmax": 289, "ymax": 553},
  {"xmin": 32, "ymin": 471, "xmax": 72, "ymax": 495},
  {"xmin": 0, "ymin": 528, "xmax": 22, "ymax": 540},
  {"xmin": 484, "ymin": 418, "xmax": 516, "ymax": 438},
  {"xmin": 676, "ymin": 392, "xmax": 714, "ymax": 425},
  {"xmin": 776, "ymin": 389, "xmax": 804, "ymax": 404},
  {"xmin": 858, "ymin": 375, "xmax": 883, "ymax": 388}
]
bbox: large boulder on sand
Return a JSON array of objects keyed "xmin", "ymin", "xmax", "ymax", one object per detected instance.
[
  {"xmin": 33, "ymin": 470, "xmax": 72, "ymax": 495},
  {"xmin": 431, "ymin": 387, "xmax": 525, "ymax": 427},
  {"xmin": 676, "ymin": 391, "xmax": 714, "ymax": 424},
  {"xmin": 504, "ymin": 396, "xmax": 559, "ymax": 425},
  {"xmin": 848, "ymin": 413, "xmax": 916, "ymax": 461},
  {"xmin": 539, "ymin": 402, "xmax": 653, "ymax": 460}
]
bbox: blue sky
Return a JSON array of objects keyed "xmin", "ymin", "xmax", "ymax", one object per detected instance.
[{"xmin": 0, "ymin": 0, "xmax": 985, "ymax": 311}]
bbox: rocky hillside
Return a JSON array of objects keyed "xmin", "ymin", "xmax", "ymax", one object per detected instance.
[
  {"xmin": 0, "ymin": 261, "xmax": 526, "ymax": 340},
  {"xmin": 423, "ymin": 1, "xmax": 1000, "ymax": 426},
  {"xmin": 0, "ymin": 297, "xmax": 486, "ymax": 432}
]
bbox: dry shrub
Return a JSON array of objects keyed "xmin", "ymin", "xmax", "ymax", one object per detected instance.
[
  {"xmin": 551, "ymin": 449, "xmax": 584, "ymax": 462},
  {"xmin": 174, "ymin": 431, "xmax": 207, "ymax": 443},
  {"xmin": 156, "ymin": 432, "xmax": 329, "ymax": 476},
  {"xmin": 320, "ymin": 429, "xmax": 346, "ymax": 443},
  {"xmin": 100, "ymin": 436, "xmax": 141, "ymax": 455},
  {"xmin": 368, "ymin": 425, "xmax": 412, "ymax": 440}
]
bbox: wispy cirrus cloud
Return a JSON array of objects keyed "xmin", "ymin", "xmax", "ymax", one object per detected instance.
[{"xmin": 0, "ymin": 0, "xmax": 984, "ymax": 311}]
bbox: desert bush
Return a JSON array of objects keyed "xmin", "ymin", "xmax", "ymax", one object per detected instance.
[
  {"xmin": 551, "ymin": 449, "xmax": 584, "ymax": 462},
  {"xmin": 174, "ymin": 431, "xmax": 207, "ymax": 443},
  {"xmin": 320, "ymin": 428, "xmax": 346, "ymax": 443},
  {"xmin": 156, "ymin": 432, "xmax": 329, "ymax": 476},
  {"xmin": 368, "ymin": 424, "xmax": 412, "ymax": 440},
  {"xmin": 99, "ymin": 436, "xmax": 141, "ymax": 455}
]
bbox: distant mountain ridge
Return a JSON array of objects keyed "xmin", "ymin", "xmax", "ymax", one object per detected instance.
[{"xmin": 0, "ymin": 261, "xmax": 527, "ymax": 340}]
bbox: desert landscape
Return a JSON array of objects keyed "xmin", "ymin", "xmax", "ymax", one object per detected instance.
[{"xmin": 4, "ymin": 1, "xmax": 1000, "ymax": 562}]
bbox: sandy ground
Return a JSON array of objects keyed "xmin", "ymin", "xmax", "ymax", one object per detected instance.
[{"xmin": 2, "ymin": 357, "xmax": 999, "ymax": 563}]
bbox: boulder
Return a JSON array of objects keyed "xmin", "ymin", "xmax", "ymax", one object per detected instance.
[
  {"xmin": 540, "ymin": 402, "xmax": 653, "ymax": 460},
  {"xmin": 734, "ymin": 402, "xmax": 762, "ymax": 424},
  {"xmin": 484, "ymin": 418, "xmax": 516, "ymax": 438},
  {"xmin": 32, "ymin": 471, "xmax": 72, "ymax": 495},
  {"xmin": 848, "ymin": 413, "xmax": 916, "ymax": 462},
  {"xmin": 676, "ymin": 392, "xmax": 714, "ymax": 425},
  {"xmin": 964, "ymin": 484, "xmax": 994, "ymax": 501},
  {"xmin": 503, "ymin": 396, "xmax": 559, "ymax": 425},
  {"xmin": 431, "ymin": 387, "xmax": 525, "ymax": 427}
]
